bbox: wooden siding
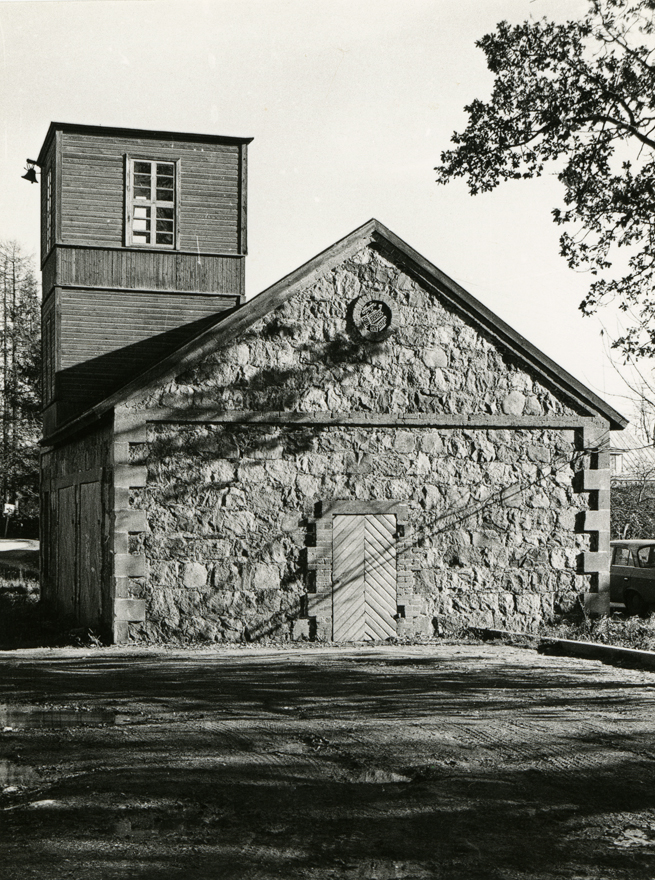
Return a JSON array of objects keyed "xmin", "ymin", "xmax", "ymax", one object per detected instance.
[
  {"xmin": 39, "ymin": 135, "xmax": 56, "ymax": 266},
  {"xmin": 41, "ymin": 297, "xmax": 56, "ymax": 406},
  {"xmin": 46, "ymin": 286, "xmax": 238, "ymax": 424},
  {"xmin": 42, "ymin": 250, "xmax": 56, "ymax": 300},
  {"xmin": 58, "ymin": 288, "xmax": 238, "ymax": 369},
  {"xmin": 56, "ymin": 485, "xmax": 77, "ymax": 616},
  {"xmin": 41, "ymin": 427, "xmax": 111, "ymax": 634},
  {"xmin": 60, "ymin": 132, "xmax": 243, "ymax": 253},
  {"xmin": 52, "ymin": 246, "xmax": 244, "ymax": 295},
  {"xmin": 78, "ymin": 481, "xmax": 103, "ymax": 629}
]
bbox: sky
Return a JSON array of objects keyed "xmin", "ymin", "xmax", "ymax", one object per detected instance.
[{"xmin": 0, "ymin": 0, "xmax": 648, "ymax": 425}]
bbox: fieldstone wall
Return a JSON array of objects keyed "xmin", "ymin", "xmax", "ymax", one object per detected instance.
[
  {"xmin": 118, "ymin": 240, "xmax": 598, "ymax": 642},
  {"xmin": 134, "ymin": 245, "xmax": 588, "ymax": 422},
  {"xmin": 126, "ymin": 422, "xmax": 588, "ymax": 642}
]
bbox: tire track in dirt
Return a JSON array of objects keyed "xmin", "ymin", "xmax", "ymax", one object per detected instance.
[
  {"xmin": 199, "ymin": 719, "xmax": 340, "ymax": 780},
  {"xmin": 428, "ymin": 717, "xmax": 628, "ymax": 777}
]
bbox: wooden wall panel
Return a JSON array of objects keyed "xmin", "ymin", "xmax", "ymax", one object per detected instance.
[
  {"xmin": 57, "ymin": 485, "xmax": 77, "ymax": 616},
  {"xmin": 60, "ymin": 132, "xmax": 244, "ymax": 253},
  {"xmin": 39, "ymin": 136, "xmax": 56, "ymax": 266},
  {"xmin": 58, "ymin": 288, "xmax": 238, "ymax": 368},
  {"xmin": 79, "ymin": 481, "xmax": 103, "ymax": 629},
  {"xmin": 42, "ymin": 251, "xmax": 56, "ymax": 300},
  {"xmin": 51, "ymin": 286, "xmax": 238, "ymax": 419},
  {"xmin": 55, "ymin": 247, "xmax": 243, "ymax": 295},
  {"xmin": 41, "ymin": 296, "xmax": 57, "ymax": 405}
]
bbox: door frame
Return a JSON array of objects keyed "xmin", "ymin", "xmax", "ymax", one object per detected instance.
[{"xmin": 306, "ymin": 500, "xmax": 412, "ymax": 641}]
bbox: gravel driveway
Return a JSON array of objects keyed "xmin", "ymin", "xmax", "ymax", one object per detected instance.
[{"xmin": 1, "ymin": 643, "xmax": 655, "ymax": 879}]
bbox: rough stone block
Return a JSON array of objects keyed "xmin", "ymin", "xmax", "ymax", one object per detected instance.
[
  {"xmin": 115, "ymin": 598, "xmax": 146, "ymax": 622},
  {"xmin": 582, "ymin": 469, "xmax": 610, "ymax": 491},
  {"xmin": 115, "ymin": 509, "xmax": 148, "ymax": 533},
  {"xmin": 252, "ymin": 564, "xmax": 281, "ymax": 591},
  {"xmin": 422, "ymin": 347, "xmax": 448, "ymax": 369},
  {"xmin": 291, "ymin": 619, "xmax": 311, "ymax": 641},
  {"xmin": 183, "ymin": 562, "xmax": 208, "ymax": 589},
  {"xmin": 115, "ymin": 554, "xmax": 146, "ymax": 578},
  {"xmin": 114, "ymin": 488, "xmax": 131, "ymax": 510},
  {"xmin": 501, "ymin": 484, "xmax": 523, "ymax": 507},
  {"xmin": 114, "ymin": 577, "xmax": 131, "ymax": 598},
  {"xmin": 114, "ymin": 532, "xmax": 129, "ymax": 555},
  {"xmin": 581, "ymin": 510, "xmax": 610, "ymax": 532},
  {"xmin": 502, "ymin": 391, "xmax": 525, "ymax": 416},
  {"xmin": 596, "ymin": 531, "xmax": 611, "ymax": 553},
  {"xmin": 594, "ymin": 490, "xmax": 610, "ymax": 511},
  {"xmin": 582, "ymin": 551, "xmax": 610, "ymax": 573},
  {"xmin": 113, "ymin": 620, "xmax": 130, "ymax": 644},
  {"xmin": 310, "ymin": 618, "xmax": 329, "ymax": 641},
  {"xmin": 114, "ymin": 464, "xmax": 148, "ymax": 489}
]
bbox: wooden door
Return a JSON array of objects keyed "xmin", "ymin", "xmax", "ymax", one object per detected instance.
[
  {"xmin": 79, "ymin": 481, "xmax": 103, "ymax": 629},
  {"xmin": 56, "ymin": 485, "xmax": 77, "ymax": 616},
  {"xmin": 332, "ymin": 514, "xmax": 397, "ymax": 641}
]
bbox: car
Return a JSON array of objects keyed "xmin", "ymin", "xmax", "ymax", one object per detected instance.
[{"xmin": 610, "ymin": 539, "xmax": 655, "ymax": 616}]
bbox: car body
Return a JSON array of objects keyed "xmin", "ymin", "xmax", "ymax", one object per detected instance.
[{"xmin": 610, "ymin": 539, "xmax": 655, "ymax": 616}]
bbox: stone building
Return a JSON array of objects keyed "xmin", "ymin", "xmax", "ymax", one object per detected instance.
[{"xmin": 38, "ymin": 123, "xmax": 626, "ymax": 643}]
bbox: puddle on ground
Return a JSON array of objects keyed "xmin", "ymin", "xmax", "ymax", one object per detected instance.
[
  {"xmin": 0, "ymin": 759, "xmax": 39, "ymax": 787},
  {"xmin": 0, "ymin": 706, "xmax": 115, "ymax": 729}
]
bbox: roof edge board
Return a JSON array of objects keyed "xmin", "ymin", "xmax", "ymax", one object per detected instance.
[{"xmin": 37, "ymin": 121, "xmax": 254, "ymax": 167}]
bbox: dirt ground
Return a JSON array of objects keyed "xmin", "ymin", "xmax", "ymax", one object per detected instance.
[{"xmin": 1, "ymin": 644, "xmax": 655, "ymax": 880}]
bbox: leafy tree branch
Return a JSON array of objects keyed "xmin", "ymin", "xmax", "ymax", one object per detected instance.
[{"xmin": 436, "ymin": 0, "xmax": 655, "ymax": 358}]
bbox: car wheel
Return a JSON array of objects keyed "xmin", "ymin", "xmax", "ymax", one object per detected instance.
[{"xmin": 625, "ymin": 590, "xmax": 648, "ymax": 618}]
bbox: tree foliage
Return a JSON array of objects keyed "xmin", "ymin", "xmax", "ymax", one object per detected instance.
[
  {"xmin": 0, "ymin": 242, "xmax": 41, "ymax": 535},
  {"xmin": 611, "ymin": 481, "xmax": 655, "ymax": 536},
  {"xmin": 436, "ymin": 0, "xmax": 655, "ymax": 358}
]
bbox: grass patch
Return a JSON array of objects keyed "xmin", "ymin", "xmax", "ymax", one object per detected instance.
[{"xmin": 539, "ymin": 612, "xmax": 655, "ymax": 652}]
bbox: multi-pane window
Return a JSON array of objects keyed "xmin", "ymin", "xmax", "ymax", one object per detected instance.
[{"xmin": 128, "ymin": 159, "xmax": 177, "ymax": 247}]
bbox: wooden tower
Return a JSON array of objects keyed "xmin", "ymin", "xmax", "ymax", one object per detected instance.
[{"xmin": 37, "ymin": 123, "xmax": 252, "ymax": 436}]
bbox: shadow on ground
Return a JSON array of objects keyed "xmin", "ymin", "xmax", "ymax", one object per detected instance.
[{"xmin": 1, "ymin": 648, "xmax": 655, "ymax": 879}]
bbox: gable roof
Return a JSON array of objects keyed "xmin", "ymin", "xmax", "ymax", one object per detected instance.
[
  {"xmin": 610, "ymin": 429, "xmax": 655, "ymax": 479},
  {"xmin": 43, "ymin": 218, "xmax": 628, "ymax": 445}
]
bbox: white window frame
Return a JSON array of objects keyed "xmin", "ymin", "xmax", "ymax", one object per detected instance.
[{"xmin": 125, "ymin": 155, "xmax": 180, "ymax": 249}]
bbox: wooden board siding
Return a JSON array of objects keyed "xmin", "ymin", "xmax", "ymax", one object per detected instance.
[
  {"xmin": 79, "ymin": 481, "xmax": 103, "ymax": 629},
  {"xmin": 57, "ymin": 485, "xmax": 77, "ymax": 616},
  {"xmin": 42, "ymin": 251, "xmax": 56, "ymax": 300},
  {"xmin": 58, "ymin": 288, "xmax": 238, "ymax": 369},
  {"xmin": 52, "ymin": 247, "xmax": 244, "ymax": 296},
  {"xmin": 41, "ymin": 422, "xmax": 112, "ymax": 631},
  {"xmin": 39, "ymin": 135, "xmax": 56, "ymax": 266},
  {"xmin": 48, "ymin": 286, "xmax": 238, "ymax": 423},
  {"xmin": 60, "ymin": 132, "xmax": 244, "ymax": 253},
  {"xmin": 41, "ymin": 297, "xmax": 57, "ymax": 406}
]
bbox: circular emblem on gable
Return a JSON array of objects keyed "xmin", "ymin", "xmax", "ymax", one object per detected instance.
[{"xmin": 352, "ymin": 292, "xmax": 395, "ymax": 341}]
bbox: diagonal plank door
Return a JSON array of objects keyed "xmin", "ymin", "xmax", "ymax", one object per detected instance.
[
  {"xmin": 332, "ymin": 514, "xmax": 397, "ymax": 641},
  {"xmin": 363, "ymin": 514, "xmax": 397, "ymax": 640},
  {"xmin": 332, "ymin": 515, "xmax": 366, "ymax": 642}
]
